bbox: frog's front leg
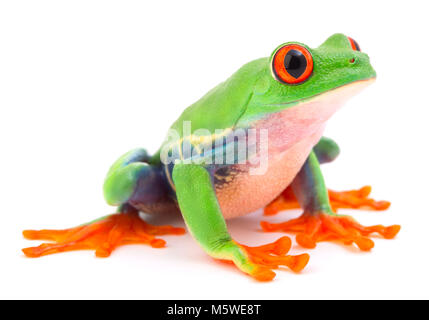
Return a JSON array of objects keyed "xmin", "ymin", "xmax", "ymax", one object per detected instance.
[
  {"xmin": 172, "ymin": 162, "xmax": 309, "ymax": 281},
  {"xmin": 22, "ymin": 148, "xmax": 184, "ymax": 258},
  {"xmin": 265, "ymin": 137, "xmax": 391, "ymax": 215},
  {"xmin": 261, "ymin": 151, "xmax": 400, "ymax": 251}
]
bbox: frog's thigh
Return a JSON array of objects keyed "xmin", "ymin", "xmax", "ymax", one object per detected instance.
[
  {"xmin": 103, "ymin": 148, "xmax": 152, "ymax": 206},
  {"xmin": 313, "ymin": 137, "xmax": 340, "ymax": 164}
]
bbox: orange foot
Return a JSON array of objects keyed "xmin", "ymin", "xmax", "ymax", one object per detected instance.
[
  {"xmin": 221, "ymin": 237, "xmax": 310, "ymax": 281},
  {"xmin": 264, "ymin": 185, "xmax": 391, "ymax": 216},
  {"xmin": 261, "ymin": 213, "xmax": 400, "ymax": 251},
  {"xmin": 22, "ymin": 212, "xmax": 185, "ymax": 258},
  {"xmin": 240, "ymin": 237, "xmax": 310, "ymax": 279}
]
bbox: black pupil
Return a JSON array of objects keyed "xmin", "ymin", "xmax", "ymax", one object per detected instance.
[{"xmin": 284, "ymin": 50, "xmax": 307, "ymax": 79}]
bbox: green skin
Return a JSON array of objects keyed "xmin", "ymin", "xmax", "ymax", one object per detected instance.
[{"xmin": 103, "ymin": 34, "xmax": 376, "ymax": 277}]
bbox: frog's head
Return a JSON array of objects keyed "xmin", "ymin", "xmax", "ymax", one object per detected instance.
[{"xmin": 238, "ymin": 33, "xmax": 376, "ymax": 125}]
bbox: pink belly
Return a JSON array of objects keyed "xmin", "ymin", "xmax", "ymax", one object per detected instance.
[{"xmin": 216, "ymin": 127, "xmax": 324, "ymax": 219}]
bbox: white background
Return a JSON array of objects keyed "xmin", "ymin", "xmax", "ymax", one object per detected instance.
[{"xmin": 1, "ymin": 0, "xmax": 428, "ymax": 299}]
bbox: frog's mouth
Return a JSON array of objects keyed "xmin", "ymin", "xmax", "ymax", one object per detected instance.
[
  {"xmin": 297, "ymin": 77, "xmax": 375, "ymax": 107},
  {"xmin": 286, "ymin": 77, "xmax": 376, "ymax": 123},
  {"xmin": 268, "ymin": 77, "xmax": 376, "ymax": 109}
]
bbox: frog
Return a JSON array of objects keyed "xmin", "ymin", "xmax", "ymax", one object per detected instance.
[{"xmin": 22, "ymin": 34, "xmax": 400, "ymax": 281}]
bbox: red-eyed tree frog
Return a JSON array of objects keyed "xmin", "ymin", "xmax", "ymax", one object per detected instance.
[{"xmin": 23, "ymin": 34, "xmax": 400, "ymax": 281}]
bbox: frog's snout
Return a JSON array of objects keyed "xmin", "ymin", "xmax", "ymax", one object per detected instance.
[{"xmin": 347, "ymin": 52, "xmax": 377, "ymax": 80}]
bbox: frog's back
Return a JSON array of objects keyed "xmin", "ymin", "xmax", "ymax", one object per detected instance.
[{"xmin": 150, "ymin": 58, "xmax": 267, "ymax": 163}]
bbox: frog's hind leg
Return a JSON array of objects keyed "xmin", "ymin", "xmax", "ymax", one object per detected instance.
[
  {"xmin": 22, "ymin": 149, "xmax": 185, "ymax": 258},
  {"xmin": 264, "ymin": 137, "xmax": 391, "ymax": 216}
]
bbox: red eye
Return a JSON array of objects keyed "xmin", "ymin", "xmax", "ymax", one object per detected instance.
[
  {"xmin": 272, "ymin": 44, "xmax": 313, "ymax": 84},
  {"xmin": 348, "ymin": 37, "xmax": 361, "ymax": 51}
]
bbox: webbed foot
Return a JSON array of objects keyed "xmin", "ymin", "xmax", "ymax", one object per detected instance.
[
  {"xmin": 22, "ymin": 210, "xmax": 185, "ymax": 258},
  {"xmin": 264, "ymin": 185, "xmax": 390, "ymax": 216},
  {"xmin": 261, "ymin": 212, "xmax": 400, "ymax": 251},
  {"xmin": 215, "ymin": 237, "xmax": 310, "ymax": 281}
]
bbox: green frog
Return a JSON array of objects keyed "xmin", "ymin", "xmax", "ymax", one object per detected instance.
[{"xmin": 23, "ymin": 34, "xmax": 400, "ymax": 281}]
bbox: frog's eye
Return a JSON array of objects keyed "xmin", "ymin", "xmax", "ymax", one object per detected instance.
[
  {"xmin": 348, "ymin": 37, "xmax": 361, "ymax": 51},
  {"xmin": 271, "ymin": 44, "xmax": 313, "ymax": 84}
]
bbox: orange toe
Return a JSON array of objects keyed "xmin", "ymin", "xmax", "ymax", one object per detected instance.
[
  {"xmin": 237, "ymin": 236, "xmax": 310, "ymax": 280},
  {"xmin": 22, "ymin": 212, "xmax": 185, "ymax": 258},
  {"xmin": 261, "ymin": 213, "xmax": 400, "ymax": 251},
  {"xmin": 264, "ymin": 187, "xmax": 300, "ymax": 216},
  {"xmin": 251, "ymin": 267, "xmax": 276, "ymax": 282},
  {"xmin": 264, "ymin": 185, "xmax": 391, "ymax": 216},
  {"xmin": 329, "ymin": 186, "xmax": 391, "ymax": 212}
]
